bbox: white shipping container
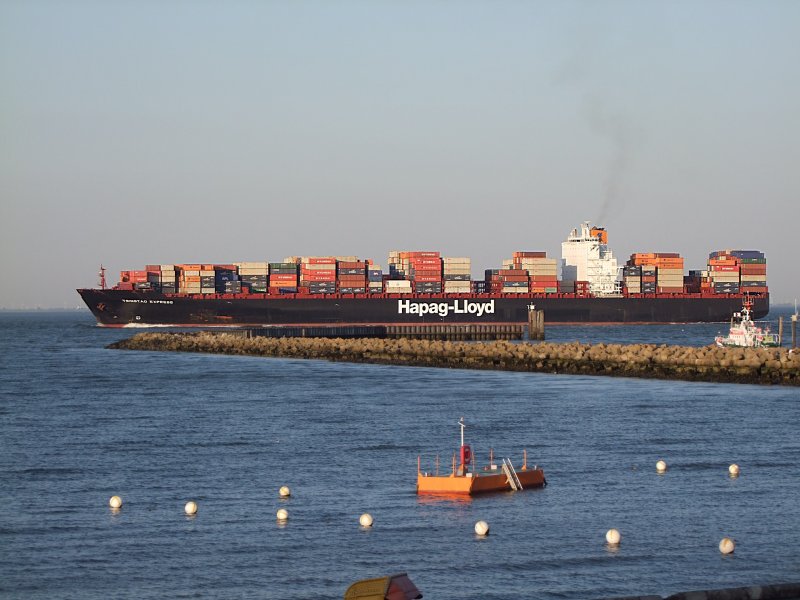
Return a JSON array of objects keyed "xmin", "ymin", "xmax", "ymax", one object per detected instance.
[
  {"xmin": 442, "ymin": 257, "xmax": 471, "ymax": 264},
  {"xmin": 159, "ymin": 264, "xmax": 175, "ymax": 271},
  {"xmin": 444, "ymin": 284, "xmax": 471, "ymax": 292},
  {"xmin": 239, "ymin": 268, "xmax": 269, "ymax": 276},
  {"xmin": 182, "ymin": 270, "xmax": 200, "ymax": 277},
  {"xmin": 526, "ymin": 268, "xmax": 558, "ymax": 276},
  {"xmin": 711, "ymin": 271, "xmax": 739, "ymax": 281}
]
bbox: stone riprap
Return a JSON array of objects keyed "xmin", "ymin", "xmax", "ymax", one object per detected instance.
[{"xmin": 108, "ymin": 333, "xmax": 800, "ymax": 386}]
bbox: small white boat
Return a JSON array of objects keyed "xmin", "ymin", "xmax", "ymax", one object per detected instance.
[{"xmin": 715, "ymin": 299, "xmax": 780, "ymax": 348}]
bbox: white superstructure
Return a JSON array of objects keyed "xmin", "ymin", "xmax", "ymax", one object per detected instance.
[{"xmin": 561, "ymin": 222, "xmax": 620, "ymax": 296}]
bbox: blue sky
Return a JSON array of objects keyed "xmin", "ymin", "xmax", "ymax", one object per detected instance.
[{"xmin": 2, "ymin": 0, "xmax": 798, "ymax": 307}]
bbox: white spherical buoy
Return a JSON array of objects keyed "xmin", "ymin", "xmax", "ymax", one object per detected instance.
[
  {"xmin": 656, "ymin": 460, "xmax": 668, "ymax": 473},
  {"xmin": 184, "ymin": 501, "xmax": 198, "ymax": 516},
  {"xmin": 359, "ymin": 513, "xmax": 374, "ymax": 527},
  {"xmin": 279, "ymin": 485, "xmax": 291, "ymax": 498},
  {"xmin": 474, "ymin": 520, "xmax": 490, "ymax": 536},
  {"xmin": 606, "ymin": 528, "xmax": 621, "ymax": 546},
  {"xmin": 276, "ymin": 508, "xmax": 289, "ymax": 521},
  {"xmin": 719, "ymin": 537, "xmax": 735, "ymax": 554},
  {"xmin": 729, "ymin": 464, "xmax": 740, "ymax": 477},
  {"xmin": 109, "ymin": 495, "xmax": 123, "ymax": 509}
]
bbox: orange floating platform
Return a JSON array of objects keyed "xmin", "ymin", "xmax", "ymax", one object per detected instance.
[{"xmin": 416, "ymin": 418, "xmax": 546, "ymax": 496}]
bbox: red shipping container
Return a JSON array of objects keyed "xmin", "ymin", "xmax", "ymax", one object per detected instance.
[
  {"xmin": 301, "ymin": 269, "xmax": 336, "ymax": 277},
  {"xmin": 412, "ymin": 269, "xmax": 441, "ymax": 277},
  {"xmin": 403, "ymin": 251, "xmax": 440, "ymax": 258},
  {"xmin": 497, "ymin": 269, "xmax": 528, "ymax": 276},
  {"xmin": 501, "ymin": 275, "xmax": 528, "ymax": 282},
  {"xmin": 740, "ymin": 265, "xmax": 767, "ymax": 275},
  {"xmin": 270, "ymin": 274, "xmax": 298, "ymax": 282},
  {"xmin": 414, "ymin": 275, "xmax": 442, "ymax": 282},
  {"xmin": 338, "ymin": 261, "xmax": 367, "ymax": 269},
  {"xmin": 513, "ymin": 251, "xmax": 547, "ymax": 258},
  {"xmin": 301, "ymin": 274, "xmax": 336, "ymax": 282},
  {"xmin": 408, "ymin": 258, "xmax": 442, "ymax": 269},
  {"xmin": 305, "ymin": 257, "xmax": 337, "ymax": 265}
]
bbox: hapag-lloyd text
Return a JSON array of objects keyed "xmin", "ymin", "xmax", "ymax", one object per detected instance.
[{"xmin": 397, "ymin": 299, "xmax": 495, "ymax": 318}]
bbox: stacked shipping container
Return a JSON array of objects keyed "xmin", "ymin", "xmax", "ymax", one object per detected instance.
[
  {"xmin": 111, "ymin": 246, "xmax": 767, "ymax": 298},
  {"xmin": 299, "ymin": 257, "xmax": 337, "ymax": 295},
  {"xmin": 485, "ymin": 268, "xmax": 530, "ymax": 293},
  {"xmin": 367, "ymin": 265, "xmax": 384, "ymax": 294},
  {"xmin": 237, "ymin": 262, "xmax": 268, "ymax": 293},
  {"xmin": 487, "ymin": 251, "xmax": 558, "ymax": 294},
  {"xmin": 626, "ymin": 253, "xmax": 685, "ymax": 294},
  {"xmin": 388, "ymin": 251, "xmax": 442, "ymax": 293},
  {"xmin": 214, "ymin": 264, "xmax": 240, "ymax": 294},
  {"xmin": 514, "ymin": 252, "xmax": 558, "ymax": 293},
  {"xmin": 706, "ymin": 250, "xmax": 767, "ymax": 294},
  {"xmin": 338, "ymin": 260, "xmax": 368, "ymax": 294},
  {"xmin": 269, "ymin": 262, "xmax": 299, "ymax": 293},
  {"xmin": 442, "ymin": 257, "xmax": 471, "ymax": 293}
]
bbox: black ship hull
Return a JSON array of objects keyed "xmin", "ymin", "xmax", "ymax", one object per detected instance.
[{"xmin": 77, "ymin": 289, "xmax": 770, "ymax": 327}]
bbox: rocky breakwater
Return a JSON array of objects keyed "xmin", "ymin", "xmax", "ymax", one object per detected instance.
[{"xmin": 109, "ymin": 333, "xmax": 800, "ymax": 386}]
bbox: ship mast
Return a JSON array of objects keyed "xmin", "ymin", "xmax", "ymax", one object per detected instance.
[
  {"xmin": 459, "ymin": 416, "xmax": 465, "ymax": 447},
  {"xmin": 98, "ymin": 265, "xmax": 107, "ymax": 290}
]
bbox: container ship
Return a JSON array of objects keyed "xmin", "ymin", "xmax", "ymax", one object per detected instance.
[{"xmin": 77, "ymin": 222, "xmax": 769, "ymax": 327}]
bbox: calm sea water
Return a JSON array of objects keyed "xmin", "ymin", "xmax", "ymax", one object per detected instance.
[{"xmin": 1, "ymin": 310, "xmax": 798, "ymax": 599}]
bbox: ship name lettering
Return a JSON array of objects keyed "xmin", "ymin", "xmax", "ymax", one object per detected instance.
[{"xmin": 397, "ymin": 299, "xmax": 494, "ymax": 318}]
